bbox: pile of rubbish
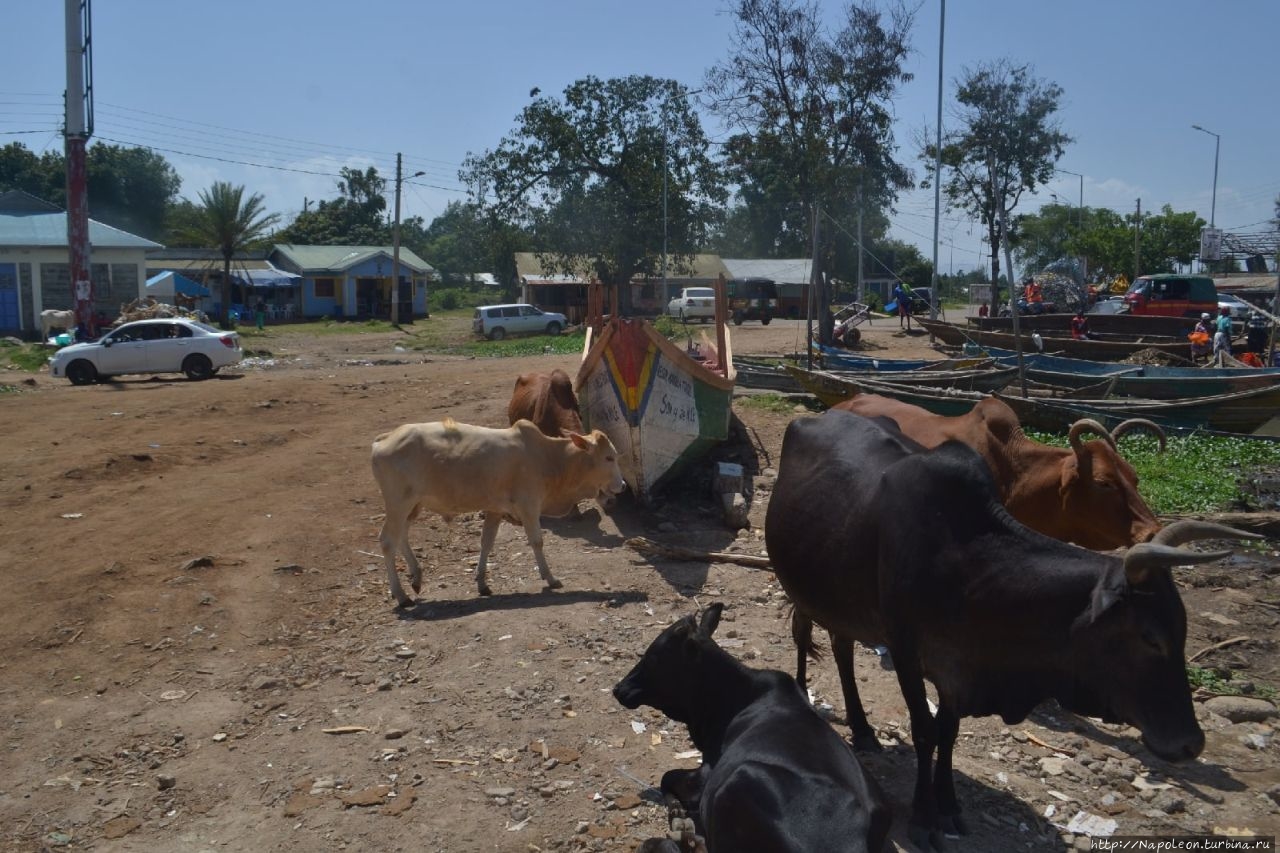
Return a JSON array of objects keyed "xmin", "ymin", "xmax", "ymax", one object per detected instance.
[{"xmin": 113, "ymin": 297, "xmax": 209, "ymax": 326}]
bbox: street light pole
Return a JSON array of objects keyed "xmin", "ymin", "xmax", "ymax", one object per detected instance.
[
  {"xmin": 391, "ymin": 153, "xmax": 425, "ymax": 326},
  {"xmin": 1054, "ymin": 168, "xmax": 1083, "ymax": 229},
  {"xmin": 1190, "ymin": 124, "xmax": 1220, "ymax": 228}
]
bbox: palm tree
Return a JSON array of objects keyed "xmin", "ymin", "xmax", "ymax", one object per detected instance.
[{"xmin": 183, "ymin": 182, "xmax": 280, "ymax": 327}]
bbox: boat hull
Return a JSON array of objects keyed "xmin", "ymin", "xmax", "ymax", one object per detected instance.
[
  {"xmin": 577, "ymin": 319, "xmax": 735, "ymax": 502},
  {"xmin": 918, "ymin": 318, "xmax": 1192, "ymax": 361}
]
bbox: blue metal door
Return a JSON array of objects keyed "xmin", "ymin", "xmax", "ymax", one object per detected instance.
[{"xmin": 0, "ymin": 264, "xmax": 18, "ymax": 333}]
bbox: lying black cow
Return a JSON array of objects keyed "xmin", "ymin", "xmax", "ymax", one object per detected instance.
[
  {"xmin": 613, "ymin": 603, "xmax": 889, "ymax": 853},
  {"xmin": 765, "ymin": 410, "xmax": 1259, "ymax": 849}
]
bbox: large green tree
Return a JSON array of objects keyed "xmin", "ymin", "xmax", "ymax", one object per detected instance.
[
  {"xmin": 926, "ymin": 60, "xmax": 1071, "ymax": 310},
  {"xmin": 1070, "ymin": 205, "xmax": 1204, "ymax": 279},
  {"xmin": 179, "ymin": 182, "xmax": 280, "ymax": 326},
  {"xmin": 0, "ymin": 141, "xmax": 180, "ymax": 241},
  {"xmin": 705, "ymin": 0, "xmax": 914, "ymax": 337},
  {"xmin": 461, "ymin": 75, "xmax": 724, "ymax": 311},
  {"xmin": 275, "ymin": 166, "xmax": 390, "ymax": 245}
]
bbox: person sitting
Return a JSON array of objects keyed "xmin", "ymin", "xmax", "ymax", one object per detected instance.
[
  {"xmin": 1070, "ymin": 309, "xmax": 1093, "ymax": 340},
  {"xmin": 977, "ymin": 303, "xmax": 989, "ymax": 319},
  {"xmin": 1188, "ymin": 313, "xmax": 1213, "ymax": 363}
]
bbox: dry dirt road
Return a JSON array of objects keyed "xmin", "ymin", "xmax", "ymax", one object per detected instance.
[{"xmin": 1, "ymin": 317, "xmax": 1278, "ymax": 853}]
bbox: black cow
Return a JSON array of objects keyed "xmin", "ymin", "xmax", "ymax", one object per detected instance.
[
  {"xmin": 765, "ymin": 410, "xmax": 1259, "ymax": 849},
  {"xmin": 613, "ymin": 604, "xmax": 889, "ymax": 853}
]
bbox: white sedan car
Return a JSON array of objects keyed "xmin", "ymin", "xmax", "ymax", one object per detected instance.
[
  {"xmin": 49, "ymin": 318, "xmax": 242, "ymax": 385},
  {"xmin": 666, "ymin": 287, "xmax": 717, "ymax": 323}
]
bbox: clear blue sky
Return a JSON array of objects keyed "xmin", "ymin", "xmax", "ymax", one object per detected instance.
[{"xmin": 4, "ymin": 0, "xmax": 1278, "ymax": 278}]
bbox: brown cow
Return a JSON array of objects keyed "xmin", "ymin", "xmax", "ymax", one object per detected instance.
[
  {"xmin": 508, "ymin": 369, "xmax": 583, "ymax": 436},
  {"xmin": 370, "ymin": 417, "xmax": 625, "ymax": 605},
  {"xmin": 833, "ymin": 394, "xmax": 1163, "ymax": 550},
  {"xmin": 509, "ymin": 369, "xmax": 617, "ymax": 512}
]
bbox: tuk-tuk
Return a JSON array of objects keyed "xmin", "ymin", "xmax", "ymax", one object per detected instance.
[{"xmin": 726, "ymin": 277, "xmax": 778, "ymax": 325}]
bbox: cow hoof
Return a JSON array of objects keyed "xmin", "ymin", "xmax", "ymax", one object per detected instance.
[
  {"xmin": 478, "ymin": 584, "xmax": 493, "ymax": 597},
  {"xmin": 394, "ymin": 596, "xmax": 415, "ymax": 609},
  {"xmin": 938, "ymin": 813, "xmax": 967, "ymax": 837},
  {"xmin": 546, "ymin": 579, "xmax": 564, "ymax": 591},
  {"xmin": 410, "ymin": 580, "xmax": 422, "ymax": 594},
  {"xmin": 852, "ymin": 731, "xmax": 884, "ymax": 753}
]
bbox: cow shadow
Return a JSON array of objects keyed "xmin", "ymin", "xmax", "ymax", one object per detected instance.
[
  {"xmin": 395, "ymin": 589, "xmax": 648, "ymax": 622},
  {"xmin": 855, "ymin": 742, "xmax": 1070, "ymax": 852},
  {"xmin": 1028, "ymin": 704, "xmax": 1245, "ymax": 796}
]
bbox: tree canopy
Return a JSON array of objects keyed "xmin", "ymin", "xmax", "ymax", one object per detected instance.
[
  {"xmin": 705, "ymin": 0, "xmax": 914, "ymax": 336},
  {"xmin": 275, "ymin": 166, "xmax": 391, "ymax": 246},
  {"xmin": 926, "ymin": 60, "xmax": 1071, "ymax": 304},
  {"xmin": 1012, "ymin": 203, "xmax": 1204, "ymax": 280},
  {"xmin": 460, "ymin": 75, "xmax": 723, "ymax": 308},
  {"xmin": 0, "ymin": 141, "xmax": 180, "ymax": 241}
]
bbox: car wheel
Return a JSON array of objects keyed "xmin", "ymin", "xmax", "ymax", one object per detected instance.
[
  {"xmin": 545, "ymin": 322, "xmax": 562, "ymax": 336},
  {"xmin": 733, "ymin": 312, "xmax": 744, "ymax": 326},
  {"xmin": 489, "ymin": 327, "xmax": 506, "ymax": 341},
  {"xmin": 182, "ymin": 353, "xmax": 214, "ymax": 381},
  {"xmin": 66, "ymin": 360, "xmax": 96, "ymax": 386},
  {"xmin": 761, "ymin": 316, "xmax": 772, "ymax": 326}
]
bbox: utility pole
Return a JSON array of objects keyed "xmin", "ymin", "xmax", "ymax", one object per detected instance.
[
  {"xmin": 64, "ymin": 0, "xmax": 93, "ymax": 335},
  {"xmin": 856, "ymin": 180, "xmax": 864, "ymax": 305},
  {"xmin": 1133, "ymin": 198, "xmax": 1142, "ymax": 280},
  {"xmin": 929, "ymin": 0, "xmax": 945, "ymax": 320},
  {"xmin": 389, "ymin": 154, "xmax": 423, "ymax": 326}
]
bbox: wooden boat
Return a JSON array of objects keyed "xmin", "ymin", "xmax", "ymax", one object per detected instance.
[
  {"xmin": 735, "ymin": 356, "xmax": 806, "ymax": 394},
  {"xmin": 917, "ymin": 318, "xmax": 1193, "ymax": 362},
  {"xmin": 784, "ymin": 365, "xmax": 989, "ymax": 415},
  {"xmin": 813, "ymin": 343, "xmax": 990, "ymax": 372},
  {"xmin": 984, "ymin": 347, "xmax": 1280, "ymax": 400},
  {"xmin": 968, "ymin": 312, "xmax": 1200, "ymax": 337},
  {"xmin": 996, "ymin": 382, "xmax": 1280, "ymax": 435},
  {"xmin": 577, "ymin": 317, "xmax": 735, "ymax": 501}
]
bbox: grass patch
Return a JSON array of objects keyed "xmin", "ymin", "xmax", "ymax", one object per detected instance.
[
  {"xmin": 736, "ymin": 393, "xmax": 815, "ymax": 415},
  {"xmin": 0, "ymin": 340, "xmax": 53, "ymax": 372},
  {"xmin": 1024, "ymin": 430, "xmax": 1280, "ymax": 515},
  {"xmin": 1187, "ymin": 664, "xmax": 1277, "ymax": 701}
]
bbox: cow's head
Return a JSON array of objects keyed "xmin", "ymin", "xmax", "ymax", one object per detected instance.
[
  {"xmin": 1055, "ymin": 419, "xmax": 1165, "ymax": 549},
  {"xmin": 569, "ymin": 430, "xmax": 626, "ymax": 508},
  {"xmin": 1069, "ymin": 521, "xmax": 1259, "ymax": 761},
  {"xmin": 613, "ymin": 604, "xmax": 724, "ymax": 724}
]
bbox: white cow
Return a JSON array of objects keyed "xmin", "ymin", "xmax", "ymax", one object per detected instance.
[
  {"xmin": 370, "ymin": 417, "xmax": 626, "ymax": 605},
  {"xmin": 41, "ymin": 309, "xmax": 76, "ymax": 341}
]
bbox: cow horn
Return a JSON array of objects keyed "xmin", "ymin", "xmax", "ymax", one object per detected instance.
[
  {"xmin": 1126, "ymin": 520, "xmax": 1264, "ymax": 585},
  {"xmin": 1068, "ymin": 419, "xmax": 1116, "ymax": 452},
  {"xmin": 1111, "ymin": 418, "xmax": 1168, "ymax": 452},
  {"xmin": 1124, "ymin": 543, "xmax": 1231, "ymax": 585},
  {"xmin": 1152, "ymin": 519, "xmax": 1264, "ymax": 547}
]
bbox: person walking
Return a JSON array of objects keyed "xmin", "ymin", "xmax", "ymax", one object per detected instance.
[
  {"xmin": 1213, "ymin": 307, "xmax": 1233, "ymax": 360},
  {"xmin": 892, "ymin": 281, "xmax": 911, "ymax": 330},
  {"xmin": 254, "ymin": 297, "xmax": 267, "ymax": 331}
]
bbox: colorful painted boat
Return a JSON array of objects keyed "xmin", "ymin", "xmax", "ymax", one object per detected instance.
[
  {"xmin": 577, "ymin": 317, "xmax": 735, "ymax": 501},
  {"xmin": 917, "ymin": 318, "xmax": 1192, "ymax": 361}
]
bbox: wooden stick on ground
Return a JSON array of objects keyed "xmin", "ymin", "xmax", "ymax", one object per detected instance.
[
  {"xmin": 1188, "ymin": 635, "xmax": 1251, "ymax": 663},
  {"xmin": 625, "ymin": 537, "xmax": 772, "ymax": 570}
]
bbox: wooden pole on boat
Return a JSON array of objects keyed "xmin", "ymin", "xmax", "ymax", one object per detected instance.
[{"xmin": 714, "ymin": 272, "xmax": 728, "ymax": 370}]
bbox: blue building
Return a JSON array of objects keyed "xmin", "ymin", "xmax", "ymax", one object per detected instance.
[{"xmin": 269, "ymin": 244, "xmax": 435, "ymax": 321}]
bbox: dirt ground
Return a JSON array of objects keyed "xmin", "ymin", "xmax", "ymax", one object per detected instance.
[{"xmin": 2, "ymin": 316, "xmax": 1279, "ymax": 853}]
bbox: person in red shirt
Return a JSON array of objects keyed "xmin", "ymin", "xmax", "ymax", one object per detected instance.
[{"xmin": 1070, "ymin": 308, "xmax": 1093, "ymax": 340}]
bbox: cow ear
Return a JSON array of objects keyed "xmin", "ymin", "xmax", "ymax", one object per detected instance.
[
  {"xmin": 1059, "ymin": 458, "xmax": 1080, "ymax": 497},
  {"xmin": 1079, "ymin": 573, "xmax": 1126, "ymax": 629},
  {"xmin": 696, "ymin": 603, "xmax": 724, "ymax": 639},
  {"xmin": 568, "ymin": 432, "xmax": 589, "ymax": 449}
]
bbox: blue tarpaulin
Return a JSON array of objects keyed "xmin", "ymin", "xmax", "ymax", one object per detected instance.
[{"xmin": 146, "ymin": 271, "xmax": 210, "ymax": 298}]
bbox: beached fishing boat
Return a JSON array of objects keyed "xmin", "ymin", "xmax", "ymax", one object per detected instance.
[
  {"xmin": 968, "ymin": 312, "xmax": 1200, "ymax": 337},
  {"xmin": 577, "ymin": 317, "xmax": 735, "ymax": 501},
  {"xmin": 983, "ymin": 347, "xmax": 1280, "ymax": 400},
  {"xmin": 917, "ymin": 318, "xmax": 1192, "ymax": 361},
  {"xmin": 784, "ymin": 365, "xmax": 990, "ymax": 414},
  {"xmin": 813, "ymin": 342, "xmax": 991, "ymax": 372},
  {"xmin": 734, "ymin": 356, "xmax": 807, "ymax": 393},
  {"xmin": 996, "ymin": 383, "xmax": 1280, "ymax": 435}
]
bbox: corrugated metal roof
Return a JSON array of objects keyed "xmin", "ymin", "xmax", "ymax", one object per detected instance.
[
  {"xmin": 722, "ymin": 258, "xmax": 813, "ymax": 284},
  {"xmin": 273, "ymin": 243, "xmax": 434, "ymax": 274},
  {"xmin": 1215, "ymin": 274, "xmax": 1279, "ymax": 292},
  {"xmin": 0, "ymin": 190, "xmax": 163, "ymax": 250},
  {"xmin": 514, "ymin": 252, "xmax": 730, "ymax": 282}
]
